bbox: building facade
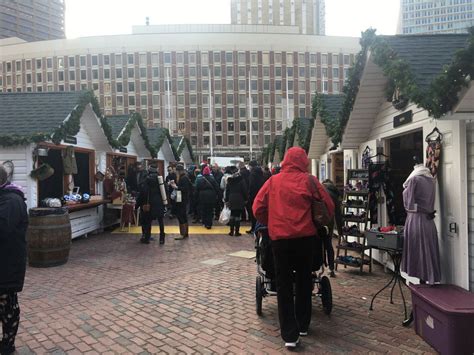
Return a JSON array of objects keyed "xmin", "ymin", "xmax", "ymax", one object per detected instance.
[
  {"xmin": 398, "ymin": 0, "xmax": 474, "ymax": 34},
  {"xmin": 0, "ymin": 0, "xmax": 65, "ymax": 42},
  {"xmin": 231, "ymin": 0, "xmax": 325, "ymax": 35},
  {"xmin": 0, "ymin": 25, "xmax": 358, "ymax": 160}
]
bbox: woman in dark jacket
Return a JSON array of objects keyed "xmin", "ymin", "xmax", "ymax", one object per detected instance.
[
  {"xmin": 195, "ymin": 166, "xmax": 219, "ymax": 229},
  {"xmin": 136, "ymin": 166, "xmax": 166, "ymax": 244},
  {"xmin": 171, "ymin": 164, "xmax": 192, "ymax": 240},
  {"xmin": 0, "ymin": 166, "xmax": 28, "ymax": 355},
  {"xmin": 225, "ymin": 172, "xmax": 248, "ymax": 236}
]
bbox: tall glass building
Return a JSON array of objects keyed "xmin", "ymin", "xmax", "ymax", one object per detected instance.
[{"xmin": 398, "ymin": 0, "xmax": 474, "ymax": 34}]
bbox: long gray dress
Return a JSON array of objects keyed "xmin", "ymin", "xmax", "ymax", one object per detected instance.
[{"xmin": 401, "ymin": 175, "xmax": 441, "ymax": 284}]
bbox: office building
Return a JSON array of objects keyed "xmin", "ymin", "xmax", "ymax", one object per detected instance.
[
  {"xmin": 231, "ymin": 0, "xmax": 325, "ymax": 35},
  {"xmin": 0, "ymin": 25, "xmax": 358, "ymax": 160},
  {"xmin": 398, "ymin": 0, "xmax": 474, "ymax": 34}
]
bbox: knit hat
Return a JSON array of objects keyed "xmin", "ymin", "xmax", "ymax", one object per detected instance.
[{"xmin": 202, "ymin": 166, "xmax": 211, "ymax": 175}]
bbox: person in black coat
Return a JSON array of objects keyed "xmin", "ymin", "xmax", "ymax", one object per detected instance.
[
  {"xmin": 238, "ymin": 162, "xmax": 250, "ymax": 221},
  {"xmin": 170, "ymin": 164, "xmax": 192, "ymax": 240},
  {"xmin": 126, "ymin": 161, "xmax": 148, "ymax": 196},
  {"xmin": 247, "ymin": 160, "xmax": 265, "ymax": 234},
  {"xmin": 136, "ymin": 166, "xmax": 166, "ymax": 244},
  {"xmin": 0, "ymin": 166, "xmax": 28, "ymax": 355},
  {"xmin": 165, "ymin": 166, "xmax": 177, "ymax": 218},
  {"xmin": 211, "ymin": 164, "xmax": 224, "ymax": 220},
  {"xmin": 196, "ymin": 166, "xmax": 220, "ymax": 229},
  {"xmin": 225, "ymin": 172, "xmax": 248, "ymax": 236}
]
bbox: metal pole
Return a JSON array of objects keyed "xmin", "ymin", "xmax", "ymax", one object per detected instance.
[
  {"xmin": 248, "ymin": 70, "xmax": 253, "ymax": 160},
  {"xmin": 286, "ymin": 67, "xmax": 290, "ymax": 129},
  {"xmin": 166, "ymin": 67, "xmax": 172, "ymax": 132},
  {"xmin": 208, "ymin": 72, "xmax": 213, "ymax": 157}
]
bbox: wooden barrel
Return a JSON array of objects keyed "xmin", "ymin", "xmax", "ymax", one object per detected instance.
[{"xmin": 27, "ymin": 207, "xmax": 72, "ymax": 267}]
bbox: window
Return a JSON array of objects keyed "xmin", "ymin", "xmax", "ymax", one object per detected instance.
[
  {"xmin": 47, "ymin": 72, "xmax": 53, "ymax": 82},
  {"xmin": 214, "ymin": 94, "xmax": 221, "ymax": 105},
  {"xmin": 104, "ymin": 69, "xmax": 110, "ymax": 79},
  {"xmin": 240, "ymin": 135, "xmax": 247, "ymax": 145},
  {"xmin": 92, "ymin": 69, "xmax": 98, "ymax": 80},
  {"xmin": 79, "ymin": 70, "xmax": 86, "ymax": 80},
  {"xmin": 201, "ymin": 52, "xmax": 209, "ymax": 65},
  {"xmin": 333, "ymin": 68, "xmax": 339, "ymax": 78},
  {"xmin": 226, "ymin": 67, "xmax": 233, "ymax": 77},
  {"xmin": 15, "ymin": 61, "xmax": 21, "ymax": 71},
  {"xmin": 127, "ymin": 54, "xmax": 134, "ymax": 65},
  {"xmin": 332, "ymin": 54, "xmax": 339, "ymax": 65},
  {"xmin": 36, "ymin": 73, "xmax": 42, "ymax": 82},
  {"xmin": 227, "ymin": 108, "xmax": 234, "ymax": 118},
  {"xmin": 263, "ymin": 67, "xmax": 270, "ymax": 77},
  {"xmin": 152, "ymin": 67, "xmax": 159, "ymax": 78},
  {"xmin": 202, "ymin": 80, "xmax": 209, "ymax": 91},
  {"xmin": 129, "ymin": 96, "xmax": 135, "ymax": 106},
  {"xmin": 321, "ymin": 54, "xmax": 328, "ymax": 65},
  {"xmin": 189, "ymin": 67, "xmax": 196, "ymax": 77},
  {"xmin": 139, "ymin": 53, "xmax": 147, "ymax": 65},
  {"xmin": 153, "ymin": 95, "xmax": 160, "ymax": 106},
  {"xmin": 226, "ymin": 80, "xmax": 233, "ymax": 91},
  {"xmin": 189, "ymin": 80, "xmax": 197, "ymax": 91},
  {"xmin": 177, "ymin": 81, "xmax": 184, "ymax": 91},
  {"xmin": 140, "ymin": 68, "xmax": 147, "ymax": 78},
  {"xmin": 238, "ymin": 67, "xmax": 246, "ymax": 77},
  {"xmin": 177, "ymin": 52, "xmax": 184, "ymax": 64},
  {"xmin": 299, "ymin": 94, "xmax": 305, "ymax": 104},
  {"xmin": 298, "ymin": 53, "xmax": 305, "ymax": 65},
  {"xmin": 322, "ymin": 68, "xmax": 328, "ymax": 78},
  {"xmin": 239, "ymin": 108, "xmax": 246, "ymax": 118},
  {"xmin": 299, "ymin": 81, "xmax": 305, "ymax": 90},
  {"xmin": 92, "ymin": 55, "xmax": 98, "ymax": 66},
  {"xmin": 323, "ymin": 80, "xmax": 328, "ymax": 92},
  {"xmin": 240, "ymin": 122, "xmax": 247, "ymax": 131},
  {"xmin": 251, "ymin": 80, "xmax": 257, "ymax": 91},
  {"xmin": 213, "ymin": 52, "xmax": 220, "ymax": 63},
  {"xmin": 310, "ymin": 54, "xmax": 316, "ymax": 64},
  {"xmin": 202, "ymin": 67, "xmax": 209, "ymax": 77},
  {"xmin": 103, "ymin": 55, "xmax": 110, "ymax": 65},
  {"xmin": 151, "ymin": 53, "xmax": 159, "ymax": 65},
  {"xmin": 69, "ymin": 56, "xmax": 75, "ymax": 67},
  {"xmin": 115, "ymin": 54, "xmax": 122, "ymax": 65},
  {"xmin": 26, "ymin": 60, "xmax": 31, "ymax": 70},
  {"xmin": 190, "ymin": 94, "xmax": 197, "ymax": 105},
  {"xmin": 140, "ymin": 81, "xmax": 147, "ymax": 91},
  {"xmin": 215, "ymin": 108, "xmax": 221, "ymax": 118},
  {"xmin": 287, "ymin": 67, "xmax": 294, "ymax": 77},
  {"xmin": 116, "ymin": 82, "xmax": 123, "ymax": 92},
  {"xmin": 275, "ymin": 67, "xmax": 282, "ymax": 77},
  {"xmin": 333, "ymin": 81, "xmax": 340, "ymax": 93},
  {"xmin": 251, "ymin": 52, "xmax": 257, "ymax": 64},
  {"xmin": 141, "ymin": 95, "xmax": 147, "ymax": 106},
  {"xmin": 344, "ymin": 54, "xmax": 350, "ymax": 66},
  {"xmin": 69, "ymin": 70, "xmax": 75, "ymax": 81},
  {"xmin": 238, "ymin": 52, "xmax": 246, "ymax": 63},
  {"xmin": 228, "ymin": 135, "xmax": 235, "ymax": 145},
  {"xmin": 116, "ymin": 68, "xmax": 122, "ymax": 79},
  {"xmin": 36, "ymin": 59, "xmax": 42, "ymax": 69},
  {"xmin": 128, "ymin": 82, "xmax": 135, "ymax": 92},
  {"xmin": 189, "ymin": 53, "xmax": 196, "ymax": 64},
  {"xmin": 228, "ymin": 122, "xmax": 235, "ymax": 131},
  {"xmin": 214, "ymin": 67, "xmax": 221, "ymax": 77},
  {"xmin": 299, "ymin": 67, "xmax": 306, "ymax": 77},
  {"xmin": 203, "ymin": 122, "xmax": 210, "ymax": 132},
  {"xmin": 214, "ymin": 80, "xmax": 221, "ymax": 91},
  {"xmin": 28, "ymin": 73, "xmax": 34, "ymax": 83},
  {"xmin": 128, "ymin": 68, "xmax": 134, "ymax": 78},
  {"xmin": 287, "ymin": 53, "xmax": 293, "ymax": 65},
  {"xmin": 152, "ymin": 81, "xmax": 159, "ymax": 91}
]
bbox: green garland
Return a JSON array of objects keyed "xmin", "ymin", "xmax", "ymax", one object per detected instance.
[
  {"xmin": 321, "ymin": 27, "xmax": 474, "ymax": 146},
  {"xmin": 174, "ymin": 137, "xmax": 195, "ymax": 162},
  {"xmin": 371, "ymin": 27, "xmax": 474, "ymax": 119},
  {"xmin": 152, "ymin": 128, "xmax": 180, "ymax": 161}
]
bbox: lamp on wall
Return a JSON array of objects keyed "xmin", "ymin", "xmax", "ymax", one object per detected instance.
[{"xmin": 33, "ymin": 147, "xmax": 49, "ymax": 157}]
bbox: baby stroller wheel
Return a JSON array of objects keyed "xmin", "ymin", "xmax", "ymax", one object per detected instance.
[
  {"xmin": 256, "ymin": 276, "xmax": 264, "ymax": 316},
  {"xmin": 320, "ymin": 276, "xmax": 332, "ymax": 315}
]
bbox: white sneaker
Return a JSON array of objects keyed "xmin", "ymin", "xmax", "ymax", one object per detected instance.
[
  {"xmin": 285, "ymin": 337, "xmax": 299, "ymax": 348},
  {"xmin": 265, "ymin": 288, "xmax": 277, "ymax": 295},
  {"xmin": 299, "ymin": 331, "xmax": 308, "ymax": 336}
]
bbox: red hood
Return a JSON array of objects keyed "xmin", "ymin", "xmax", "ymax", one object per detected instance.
[{"xmin": 281, "ymin": 147, "xmax": 309, "ymax": 173}]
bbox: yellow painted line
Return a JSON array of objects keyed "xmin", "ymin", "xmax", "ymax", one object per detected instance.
[{"xmin": 112, "ymin": 225, "xmax": 233, "ymax": 235}]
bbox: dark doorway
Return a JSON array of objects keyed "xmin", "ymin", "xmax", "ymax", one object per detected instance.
[{"xmin": 388, "ymin": 130, "xmax": 424, "ymax": 225}]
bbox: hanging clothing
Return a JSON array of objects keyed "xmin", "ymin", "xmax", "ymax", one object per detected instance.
[
  {"xmin": 62, "ymin": 146, "xmax": 78, "ymax": 175},
  {"xmin": 362, "ymin": 148, "xmax": 372, "ymax": 169},
  {"xmin": 368, "ymin": 162, "xmax": 397, "ymax": 225},
  {"xmin": 425, "ymin": 139, "xmax": 442, "ymax": 178},
  {"xmin": 401, "ymin": 174, "xmax": 441, "ymax": 284}
]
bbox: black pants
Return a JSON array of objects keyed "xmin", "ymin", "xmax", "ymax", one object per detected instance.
[
  {"xmin": 230, "ymin": 209, "xmax": 242, "ymax": 230},
  {"xmin": 0, "ymin": 292, "xmax": 20, "ymax": 353},
  {"xmin": 141, "ymin": 212, "xmax": 165, "ymax": 239},
  {"xmin": 321, "ymin": 228, "xmax": 335, "ymax": 271},
  {"xmin": 176, "ymin": 203, "xmax": 188, "ymax": 224},
  {"xmin": 271, "ymin": 237, "xmax": 313, "ymax": 342},
  {"xmin": 200, "ymin": 203, "xmax": 214, "ymax": 228}
]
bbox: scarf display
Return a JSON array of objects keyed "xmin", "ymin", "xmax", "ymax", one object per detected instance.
[
  {"xmin": 368, "ymin": 162, "xmax": 397, "ymax": 225},
  {"xmin": 425, "ymin": 140, "xmax": 442, "ymax": 178},
  {"xmin": 403, "ymin": 164, "xmax": 434, "ymax": 189}
]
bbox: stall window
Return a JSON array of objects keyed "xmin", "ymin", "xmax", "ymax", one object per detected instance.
[
  {"xmin": 38, "ymin": 149, "xmax": 64, "ymax": 201},
  {"xmin": 74, "ymin": 152, "xmax": 91, "ymax": 194}
]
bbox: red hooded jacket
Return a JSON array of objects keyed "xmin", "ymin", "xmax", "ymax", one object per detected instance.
[{"xmin": 252, "ymin": 147, "xmax": 335, "ymax": 240}]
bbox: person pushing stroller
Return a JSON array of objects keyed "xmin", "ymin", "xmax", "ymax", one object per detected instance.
[{"xmin": 253, "ymin": 147, "xmax": 334, "ymax": 349}]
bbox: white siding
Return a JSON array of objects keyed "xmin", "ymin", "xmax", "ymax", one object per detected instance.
[
  {"xmin": 0, "ymin": 145, "xmax": 37, "ymax": 209},
  {"xmin": 467, "ymin": 121, "xmax": 474, "ymax": 291}
]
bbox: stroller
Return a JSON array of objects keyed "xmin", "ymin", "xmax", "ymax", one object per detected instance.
[{"xmin": 254, "ymin": 223, "xmax": 333, "ymax": 316}]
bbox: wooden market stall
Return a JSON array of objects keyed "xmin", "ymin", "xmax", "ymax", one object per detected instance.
[
  {"xmin": 326, "ymin": 30, "xmax": 474, "ymax": 289},
  {"xmin": 146, "ymin": 127, "xmax": 180, "ymax": 177},
  {"xmin": 0, "ymin": 91, "xmax": 120, "ymax": 239}
]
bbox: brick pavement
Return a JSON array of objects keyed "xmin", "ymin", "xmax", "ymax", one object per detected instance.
[{"xmin": 14, "ymin": 225, "xmax": 435, "ymax": 354}]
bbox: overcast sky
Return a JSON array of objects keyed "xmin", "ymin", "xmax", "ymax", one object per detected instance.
[{"xmin": 65, "ymin": 0, "xmax": 400, "ymax": 39}]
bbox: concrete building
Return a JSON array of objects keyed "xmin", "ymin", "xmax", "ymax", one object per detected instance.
[
  {"xmin": 0, "ymin": 25, "xmax": 359, "ymax": 160},
  {"xmin": 0, "ymin": 0, "xmax": 65, "ymax": 41},
  {"xmin": 397, "ymin": 0, "xmax": 474, "ymax": 34},
  {"xmin": 231, "ymin": 0, "xmax": 325, "ymax": 35}
]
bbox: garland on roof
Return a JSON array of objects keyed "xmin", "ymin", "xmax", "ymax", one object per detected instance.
[
  {"xmin": 372, "ymin": 27, "xmax": 474, "ymax": 119},
  {"xmin": 153, "ymin": 128, "xmax": 180, "ymax": 161},
  {"xmin": 0, "ymin": 90, "xmax": 109, "ymax": 147},
  {"xmin": 175, "ymin": 137, "xmax": 195, "ymax": 162}
]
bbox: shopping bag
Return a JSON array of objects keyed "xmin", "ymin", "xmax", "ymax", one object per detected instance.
[{"xmin": 219, "ymin": 206, "xmax": 231, "ymax": 224}]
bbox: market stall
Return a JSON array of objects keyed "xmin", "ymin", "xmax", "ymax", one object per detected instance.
[
  {"xmin": 146, "ymin": 127, "xmax": 179, "ymax": 177},
  {"xmin": 0, "ymin": 91, "xmax": 119, "ymax": 239},
  {"xmin": 172, "ymin": 136, "xmax": 194, "ymax": 167},
  {"xmin": 331, "ymin": 30, "xmax": 473, "ymax": 290}
]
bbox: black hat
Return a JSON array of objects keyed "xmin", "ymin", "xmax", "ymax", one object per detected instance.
[{"xmin": 249, "ymin": 160, "xmax": 258, "ymax": 168}]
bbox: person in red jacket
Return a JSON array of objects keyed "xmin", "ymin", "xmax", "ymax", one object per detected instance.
[{"xmin": 253, "ymin": 147, "xmax": 334, "ymax": 348}]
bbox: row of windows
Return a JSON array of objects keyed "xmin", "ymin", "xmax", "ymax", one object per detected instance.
[
  {"xmin": 190, "ymin": 135, "xmax": 269, "ymax": 148},
  {"xmin": 1, "ymin": 52, "xmax": 353, "ymax": 73}
]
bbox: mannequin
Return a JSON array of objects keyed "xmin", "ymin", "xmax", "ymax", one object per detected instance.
[{"xmin": 401, "ymin": 156, "xmax": 440, "ymax": 326}]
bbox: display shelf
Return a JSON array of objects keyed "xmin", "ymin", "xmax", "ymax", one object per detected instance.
[{"xmin": 336, "ymin": 169, "xmax": 373, "ymax": 274}]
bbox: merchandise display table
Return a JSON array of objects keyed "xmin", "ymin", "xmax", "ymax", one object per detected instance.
[{"xmin": 368, "ymin": 246, "xmax": 408, "ymax": 321}]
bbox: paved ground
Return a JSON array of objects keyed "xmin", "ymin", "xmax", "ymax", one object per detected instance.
[{"xmin": 14, "ymin": 222, "xmax": 435, "ymax": 354}]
